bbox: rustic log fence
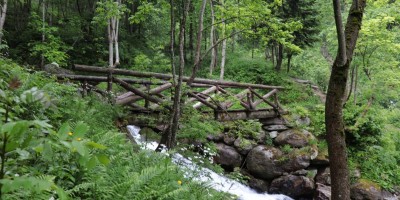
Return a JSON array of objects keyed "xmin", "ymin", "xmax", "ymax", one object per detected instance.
[{"xmin": 56, "ymin": 64, "xmax": 286, "ymax": 121}]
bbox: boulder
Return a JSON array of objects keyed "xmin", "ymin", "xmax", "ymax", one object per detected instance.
[
  {"xmin": 315, "ymin": 167, "xmax": 331, "ymax": 186},
  {"xmin": 214, "ymin": 143, "xmax": 242, "ymax": 170},
  {"xmin": 269, "ymin": 131, "xmax": 279, "ymax": 139},
  {"xmin": 234, "ymin": 138, "xmax": 256, "ymax": 155},
  {"xmin": 311, "ymin": 149, "xmax": 329, "ymax": 165},
  {"xmin": 259, "ymin": 118, "xmax": 288, "ymax": 125},
  {"xmin": 314, "ymin": 183, "xmax": 331, "ymax": 200},
  {"xmin": 263, "ymin": 125, "xmax": 289, "ymax": 131},
  {"xmin": 350, "ymin": 179, "xmax": 382, "ymax": 200},
  {"xmin": 256, "ymin": 131, "xmax": 267, "ymax": 144},
  {"xmin": 207, "ymin": 133, "xmax": 224, "ymax": 142},
  {"xmin": 246, "ymin": 145, "xmax": 284, "ymax": 180},
  {"xmin": 295, "ymin": 116, "xmax": 311, "ymax": 126},
  {"xmin": 280, "ymin": 149, "xmax": 311, "ymax": 172},
  {"xmin": 269, "ymin": 175, "xmax": 315, "ymax": 198},
  {"xmin": 274, "ymin": 129, "xmax": 315, "ymax": 148},
  {"xmin": 248, "ymin": 177, "xmax": 270, "ymax": 193},
  {"xmin": 223, "ymin": 134, "xmax": 236, "ymax": 145}
]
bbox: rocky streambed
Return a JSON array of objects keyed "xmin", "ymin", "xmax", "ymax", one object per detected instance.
[{"xmin": 207, "ymin": 117, "xmax": 398, "ymax": 200}]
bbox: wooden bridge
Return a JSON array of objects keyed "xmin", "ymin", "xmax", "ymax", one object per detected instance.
[{"xmin": 55, "ymin": 64, "xmax": 287, "ymax": 121}]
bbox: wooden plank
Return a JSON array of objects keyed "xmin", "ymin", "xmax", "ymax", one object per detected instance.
[
  {"xmin": 116, "ymin": 83, "xmax": 172, "ymax": 105},
  {"xmin": 186, "ymin": 86, "xmax": 217, "ymax": 104},
  {"xmin": 251, "ymin": 89, "xmax": 278, "ymax": 108},
  {"xmin": 56, "ymin": 74, "xmax": 169, "ymax": 85},
  {"xmin": 219, "ymin": 89, "xmax": 250, "ymax": 110},
  {"xmin": 113, "ymin": 77, "xmax": 165, "ymax": 105},
  {"xmin": 187, "ymin": 92, "xmax": 217, "ymax": 110},
  {"xmin": 74, "ymin": 64, "xmax": 284, "ymax": 89},
  {"xmin": 249, "ymin": 88, "xmax": 278, "ymax": 109},
  {"xmin": 212, "ymin": 109, "xmax": 286, "ymax": 121}
]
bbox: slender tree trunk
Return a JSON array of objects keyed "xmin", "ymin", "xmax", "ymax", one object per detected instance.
[
  {"xmin": 41, "ymin": 0, "xmax": 45, "ymax": 68},
  {"xmin": 107, "ymin": 0, "xmax": 121, "ymax": 92},
  {"xmin": 354, "ymin": 64, "xmax": 358, "ymax": 105},
  {"xmin": 275, "ymin": 43, "xmax": 283, "ymax": 71},
  {"xmin": 209, "ymin": 0, "xmax": 216, "ymax": 75},
  {"xmin": 287, "ymin": 53, "xmax": 292, "ymax": 73},
  {"xmin": 326, "ymin": 0, "xmax": 366, "ymax": 199},
  {"xmin": 187, "ymin": 0, "xmax": 207, "ymax": 85},
  {"xmin": 220, "ymin": 0, "xmax": 226, "ymax": 81},
  {"xmin": 161, "ymin": 0, "xmax": 191, "ymax": 149},
  {"xmin": 271, "ymin": 44, "xmax": 275, "ymax": 66},
  {"xmin": 0, "ymin": 0, "xmax": 8, "ymax": 45}
]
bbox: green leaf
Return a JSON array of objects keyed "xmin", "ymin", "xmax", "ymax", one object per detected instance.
[
  {"xmin": 5, "ymin": 141, "xmax": 18, "ymax": 152},
  {"xmin": 73, "ymin": 122, "xmax": 89, "ymax": 138},
  {"xmin": 87, "ymin": 156, "xmax": 98, "ymax": 170},
  {"xmin": 58, "ymin": 123, "xmax": 70, "ymax": 140},
  {"xmin": 72, "ymin": 140, "xmax": 85, "ymax": 156},
  {"xmin": 96, "ymin": 154, "xmax": 110, "ymax": 165},
  {"xmin": 86, "ymin": 141, "xmax": 107, "ymax": 150}
]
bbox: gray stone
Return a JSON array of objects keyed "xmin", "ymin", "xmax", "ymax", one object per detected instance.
[
  {"xmin": 214, "ymin": 143, "xmax": 242, "ymax": 170},
  {"xmin": 223, "ymin": 134, "xmax": 236, "ymax": 145},
  {"xmin": 246, "ymin": 145, "xmax": 284, "ymax": 180},
  {"xmin": 248, "ymin": 177, "xmax": 270, "ymax": 193},
  {"xmin": 269, "ymin": 131, "xmax": 279, "ymax": 138},
  {"xmin": 234, "ymin": 138, "xmax": 256, "ymax": 155},
  {"xmin": 314, "ymin": 183, "xmax": 331, "ymax": 200},
  {"xmin": 280, "ymin": 151, "xmax": 311, "ymax": 172},
  {"xmin": 263, "ymin": 125, "xmax": 289, "ymax": 131},
  {"xmin": 351, "ymin": 180, "xmax": 382, "ymax": 200},
  {"xmin": 269, "ymin": 175, "xmax": 315, "ymax": 198},
  {"xmin": 315, "ymin": 167, "xmax": 331, "ymax": 186},
  {"xmin": 260, "ymin": 118, "xmax": 288, "ymax": 125},
  {"xmin": 207, "ymin": 133, "xmax": 224, "ymax": 142},
  {"xmin": 295, "ymin": 116, "xmax": 311, "ymax": 126},
  {"xmin": 274, "ymin": 129, "xmax": 315, "ymax": 148}
]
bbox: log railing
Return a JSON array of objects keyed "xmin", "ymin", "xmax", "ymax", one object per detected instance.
[{"xmin": 55, "ymin": 64, "xmax": 286, "ymax": 120}]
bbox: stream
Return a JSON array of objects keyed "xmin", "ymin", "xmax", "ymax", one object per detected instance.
[{"xmin": 127, "ymin": 125, "xmax": 293, "ymax": 200}]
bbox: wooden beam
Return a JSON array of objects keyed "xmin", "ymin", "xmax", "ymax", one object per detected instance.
[
  {"xmin": 186, "ymin": 86, "xmax": 217, "ymax": 104},
  {"xmin": 56, "ymin": 74, "xmax": 169, "ymax": 85},
  {"xmin": 187, "ymin": 92, "xmax": 217, "ymax": 110},
  {"xmin": 74, "ymin": 64, "xmax": 284, "ymax": 89},
  {"xmin": 116, "ymin": 83, "xmax": 173, "ymax": 105},
  {"xmin": 249, "ymin": 88, "xmax": 278, "ymax": 109},
  {"xmin": 219, "ymin": 89, "xmax": 250, "ymax": 110},
  {"xmin": 211, "ymin": 109, "xmax": 287, "ymax": 121},
  {"xmin": 192, "ymin": 92, "xmax": 221, "ymax": 109},
  {"xmin": 113, "ymin": 77, "xmax": 165, "ymax": 105},
  {"xmin": 251, "ymin": 89, "xmax": 278, "ymax": 108}
]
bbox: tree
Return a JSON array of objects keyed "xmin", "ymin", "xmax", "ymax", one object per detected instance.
[
  {"xmin": 0, "ymin": 0, "xmax": 7, "ymax": 46},
  {"xmin": 325, "ymin": 0, "xmax": 366, "ymax": 199},
  {"xmin": 159, "ymin": 0, "xmax": 191, "ymax": 149}
]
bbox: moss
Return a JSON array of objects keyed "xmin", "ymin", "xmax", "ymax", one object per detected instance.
[{"xmin": 358, "ymin": 179, "xmax": 381, "ymax": 191}]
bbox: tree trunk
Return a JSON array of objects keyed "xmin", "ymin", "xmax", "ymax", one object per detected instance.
[
  {"xmin": 0, "ymin": 0, "xmax": 8, "ymax": 45},
  {"xmin": 220, "ymin": 7, "xmax": 226, "ymax": 81},
  {"xmin": 107, "ymin": 0, "xmax": 121, "ymax": 92},
  {"xmin": 41, "ymin": 0, "xmax": 45, "ymax": 68},
  {"xmin": 325, "ymin": 0, "xmax": 366, "ymax": 199},
  {"xmin": 159, "ymin": 0, "xmax": 191, "ymax": 149},
  {"xmin": 275, "ymin": 43, "xmax": 283, "ymax": 71},
  {"xmin": 287, "ymin": 53, "xmax": 292, "ymax": 73},
  {"xmin": 187, "ymin": 0, "xmax": 207, "ymax": 85},
  {"xmin": 209, "ymin": 0, "xmax": 216, "ymax": 75}
]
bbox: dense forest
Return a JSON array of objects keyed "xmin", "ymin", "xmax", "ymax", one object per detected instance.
[{"xmin": 0, "ymin": 0, "xmax": 399, "ymax": 199}]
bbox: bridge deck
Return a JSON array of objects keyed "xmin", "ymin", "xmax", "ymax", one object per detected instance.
[{"xmin": 56, "ymin": 64, "xmax": 286, "ymax": 121}]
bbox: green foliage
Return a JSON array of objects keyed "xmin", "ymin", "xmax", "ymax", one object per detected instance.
[
  {"xmin": 224, "ymin": 120, "xmax": 263, "ymax": 139},
  {"xmin": 177, "ymin": 106, "xmax": 223, "ymax": 143},
  {"xmin": 28, "ymin": 12, "xmax": 70, "ymax": 67},
  {"xmin": 227, "ymin": 167, "xmax": 250, "ymax": 185},
  {"xmin": 0, "ymin": 61, "xmax": 228, "ymax": 199}
]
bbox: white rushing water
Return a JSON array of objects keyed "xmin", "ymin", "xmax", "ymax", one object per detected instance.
[{"xmin": 127, "ymin": 125, "xmax": 293, "ymax": 200}]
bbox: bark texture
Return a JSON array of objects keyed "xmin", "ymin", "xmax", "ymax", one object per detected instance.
[
  {"xmin": 0, "ymin": 0, "xmax": 7, "ymax": 44},
  {"xmin": 325, "ymin": 0, "xmax": 366, "ymax": 199}
]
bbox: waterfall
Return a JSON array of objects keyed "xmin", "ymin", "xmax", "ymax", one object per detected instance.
[{"xmin": 127, "ymin": 125, "xmax": 293, "ymax": 200}]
